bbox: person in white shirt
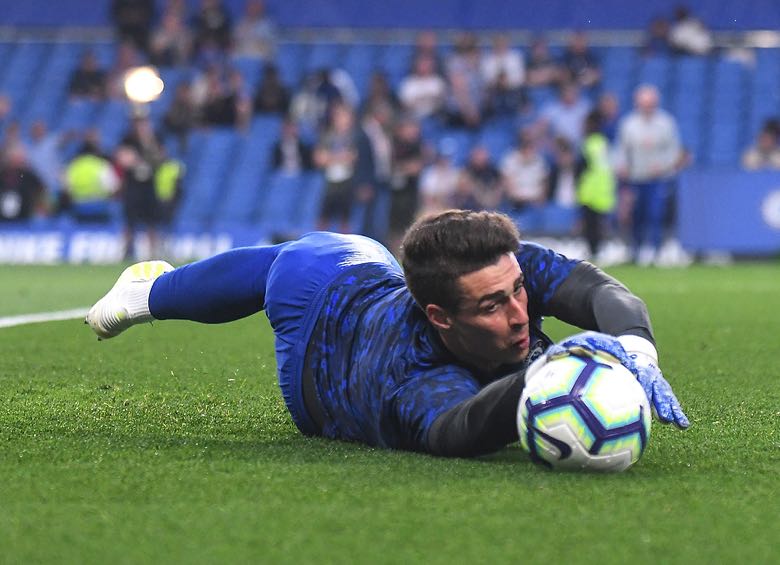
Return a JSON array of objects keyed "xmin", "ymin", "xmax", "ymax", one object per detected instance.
[
  {"xmin": 399, "ymin": 55, "xmax": 447, "ymax": 120},
  {"xmin": 615, "ymin": 84, "xmax": 682, "ymax": 264},
  {"xmin": 481, "ymin": 33, "xmax": 525, "ymax": 90},
  {"xmin": 500, "ymin": 129, "xmax": 549, "ymax": 210},
  {"xmin": 419, "ymin": 143, "xmax": 461, "ymax": 217}
]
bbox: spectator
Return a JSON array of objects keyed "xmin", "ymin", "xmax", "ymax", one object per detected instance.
[
  {"xmin": 547, "ymin": 136, "xmax": 578, "ymax": 208},
  {"xmin": 153, "ymin": 152, "xmax": 185, "ymax": 228},
  {"xmin": 538, "ymin": 81, "xmax": 591, "ymax": 146},
  {"xmin": 387, "ymin": 117, "xmax": 425, "ymax": 250},
  {"xmin": 642, "ymin": 18, "xmax": 672, "ymax": 57},
  {"xmin": 272, "ymin": 117, "xmax": 314, "ymax": 174},
  {"xmin": 314, "ymin": 103, "xmax": 359, "ymax": 232},
  {"xmin": 291, "ymin": 68, "xmax": 358, "ymax": 120},
  {"xmin": 561, "ymin": 31, "xmax": 601, "ymax": 89},
  {"xmin": 107, "ymin": 41, "xmax": 141, "ymax": 99},
  {"xmin": 253, "ymin": 63, "xmax": 290, "ymax": 114},
  {"xmin": 500, "ymin": 129, "xmax": 549, "ymax": 210},
  {"xmin": 0, "ymin": 146, "xmax": 46, "ymax": 222},
  {"xmin": 484, "ymin": 70, "xmax": 527, "ymax": 119},
  {"xmin": 742, "ymin": 122, "xmax": 780, "ymax": 170},
  {"xmin": 458, "ymin": 145, "xmax": 503, "ymax": 211},
  {"xmin": 615, "ymin": 84, "xmax": 682, "ymax": 265},
  {"xmin": 233, "ymin": 0, "xmax": 277, "ymax": 60},
  {"xmin": 201, "ymin": 67, "xmax": 251, "ymax": 128},
  {"xmin": 115, "ymin": 116, "xmax": 166, "ymax": 259},
  {"xmin": 577, "ymin": 110, "xmax": 617, "ymax": 259},
  {"xmin": 399, "ymin": 55, "xmax": 447, "ymax": 120},
  {"xmin": 149, "ymin": 8, "xmax": 193, "ymax": 66},
  {"xmin": 418, "ymin": 141, "xmax": 460, "ymax": 217},
  {"xmin": 668, "ymin": 6, "xmax": 713, "ymax": 56},
  {"xmin": 162, "ymin": 82, "xmax": 197, "ymax": 153},
  {"xmin": 0, "ymin": 93, "xmax": 12, "ymax": 134},
  {"xmin": 357, "ymin": 102, "xmax": 395, "ymax": 241},
  {"xmin": 192, "ymin": 0, "xmax": 233, "ymax": 55},
  {"xmin": 329, "ymin": 68, "xmax": 360, "ymax": 110},
  {"xmin": 410, "ymin": 30, "xmax": 445, "ymax": 76},
  {"xmin": 526, "ymin": 36, "xmax": 561, "ymax": 87},
  {"xmin": 289, "ymin": 71, "xmax": 326, "ymax": 135},
  {"xmin": 444, "ymin": 34, "xmax": 486, "ymax": 130},
  {"xmin": 362, "ymin": 71, "xmax": 400, "ymax": 115},
  {"xmin": 68, "ymin": 50, "xmax": 107, "ymax": 100},
  {"xmin": 61, "ymin": 139, "xmax": 120, "ymax": 223},
  {"xmin": 596, "ymin": 91, "xmax": 621, "ymax": 142},
  {"xmin": 111, "ymin": 0, "xmax": 155, "ymax": 53},
  {"xmin": 27, "ymin": 120, "xmax": 67, "ymax": 198},
  {"xmin": 481, "ymin": 34, "xmax": 525, "ymax": 91},
  {"xmin": 0, "ymin": 121, "xmax": 26, "ymax": 162}
]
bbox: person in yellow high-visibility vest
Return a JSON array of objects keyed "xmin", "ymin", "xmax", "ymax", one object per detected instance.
[
  {"xmin": 62, "ymin": 147, "xmax": 120, "ymax": 222},
  {"xmin": 577, "ymin": 110, "xmax": 616, "ymax": 260},
  {"xmin": 154, "ymin": 158, "xmax": 184, "ymax": 227}
]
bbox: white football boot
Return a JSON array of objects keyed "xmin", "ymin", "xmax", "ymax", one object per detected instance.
[{"xmin": 86, "ymin": 260, "xmax": 174, "ymax": 340}]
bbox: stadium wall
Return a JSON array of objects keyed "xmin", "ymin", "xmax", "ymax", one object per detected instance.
[
  {"xmin": 1, "ymin": 0, "xmax": 779, "ymax": 31},
  {"xmin": 2, "ymin": 171, "xmax": 780, "ymax": 264}
]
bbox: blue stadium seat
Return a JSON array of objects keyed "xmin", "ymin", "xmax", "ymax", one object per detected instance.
[
  {"xmin": 377, "ymin": 43, "xmax": 414, "ymax": 89},
  {"xmin": 176, "ymin": 128, "xmax": 239, "ymax": 228},
  {"xmin": 477, "ymin": 125, "xmax": 514, "ymax": 162},
  {"xmin": 256, "ymin": 171, "xmax": 306, "ymax": 232},
  {"xmin": 636, "ymin": 56, "xmax": 672, "ymax": 93},
  {"xmin": 305, "ymin": 42, "xmax": 344, "ymax": 72},
  {"xmin": 294, "ymin": 173, "xmax": 326, "ymax": 233},
  {"xmin": 212, "ymin": 128, "xmax": 276, "ymax": 224},
  {"xmin": 540, "ymin": 205, "xmax": 578, "ymax": 236},
  {"xmin": 275, "ymin": 42, "xmax": 307, "ymax": 87}
]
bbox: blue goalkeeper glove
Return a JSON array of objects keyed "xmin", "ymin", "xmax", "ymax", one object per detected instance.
[{"xmin": 545, "ymin": 332, "xmax": 690, "ymax": 429}]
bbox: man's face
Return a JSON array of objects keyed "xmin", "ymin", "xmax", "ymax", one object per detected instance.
[{"xmin": 438, "ymin": 253, "xmax": 531, "ymax": 371}]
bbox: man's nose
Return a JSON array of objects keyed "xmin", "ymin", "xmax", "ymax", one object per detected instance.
[{"xmin": 507, "ymin": 294, "xmax": 528, "ymax": 327}]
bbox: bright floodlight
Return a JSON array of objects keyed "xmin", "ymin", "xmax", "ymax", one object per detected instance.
[{"xmin": 124, "ymin": 66, "xmax": 164, "ymax": 104}]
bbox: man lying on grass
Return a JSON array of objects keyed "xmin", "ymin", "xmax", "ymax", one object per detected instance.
[{"xmin": 87, "ymin": 209, "xmax": 688, "ymax": 456}]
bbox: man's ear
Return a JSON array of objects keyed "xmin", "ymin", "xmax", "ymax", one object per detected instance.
[{"xmin": 425, "ymin": 303, "xmax": 453, "ymax": 331}]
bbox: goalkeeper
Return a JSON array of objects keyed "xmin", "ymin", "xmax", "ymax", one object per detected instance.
[{"xmin": 87, "ymin": 209, "xmax": 688, "ymax": 457}]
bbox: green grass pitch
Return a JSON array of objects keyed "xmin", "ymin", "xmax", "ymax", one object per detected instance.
[{"xmin": 1, "ymin": 262, "xmax": 778, "ymax": 564}]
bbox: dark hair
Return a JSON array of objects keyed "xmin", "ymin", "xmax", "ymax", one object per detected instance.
[
  {"xmin": 401, "ymin": 209, "xmax": 521, "ymax": 312},
  {"xmin": 584, "ymin": 110, "xmax": 603, "ymax": 135}
]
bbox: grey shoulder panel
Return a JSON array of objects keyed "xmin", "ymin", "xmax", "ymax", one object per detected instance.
[{"xmin": 546, "ymin": 261, "xmax": 654, "ymax": 343}]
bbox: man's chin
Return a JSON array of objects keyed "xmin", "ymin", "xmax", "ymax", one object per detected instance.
[{"xmin": 506, "ymin": 345, "xmax": 529, "ymax": 364}]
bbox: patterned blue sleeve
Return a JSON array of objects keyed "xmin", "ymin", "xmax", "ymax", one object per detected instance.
[
  {"xmin": 515, "ymin": 241, "xmax": 580, "ymax": 315},
  {"xmin": 386, "ymin": 368, "xmax": 481, "ymax": 452}
]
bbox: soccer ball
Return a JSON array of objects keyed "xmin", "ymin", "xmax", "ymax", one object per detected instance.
[{"xmin": 517, "ymin": 350, "xmax": 651, "ymax": 472}]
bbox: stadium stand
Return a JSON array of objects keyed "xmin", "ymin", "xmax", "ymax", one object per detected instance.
[{"xmin": 1, "ymin": 2, "xmax": 780, "ymax": 258}]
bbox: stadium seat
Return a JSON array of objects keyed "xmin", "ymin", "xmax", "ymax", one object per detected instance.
[
  {"xmin": 304, "ymin": 42, "xmax": 344, "ymax": 72},
  {"xmin": 256, "ymin": 171, "xmax": 307, "ymax": 232},
  {"xmin": 636, "ymin": 56, "xmax": 672, "ymax": 93},
  {"xmin": 176, "ymin": 128, "xmax": 240, "ymax": 228},
  {"xmin": 298, "ymin": 173, "xmax": 326, "ymax": 228}
]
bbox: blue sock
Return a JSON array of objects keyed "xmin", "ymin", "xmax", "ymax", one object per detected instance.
[{"xmin": 149, "ymin": 244, "xmax": 289, "ymax": 323}]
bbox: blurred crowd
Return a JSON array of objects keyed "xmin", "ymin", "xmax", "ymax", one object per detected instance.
[{"xmin": 0, "ymin": 1, "xmax": 776, "ymax": 264}]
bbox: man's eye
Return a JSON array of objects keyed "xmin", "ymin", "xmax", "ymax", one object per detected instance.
[{"xmin": 483, "ymin": 303, "xmax": 499, "ymax": 313}]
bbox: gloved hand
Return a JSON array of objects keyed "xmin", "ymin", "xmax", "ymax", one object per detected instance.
[
  {"xmin": 545, "ymin": 331, "xmax": 637, "ymax": 374},
  {"xmin": 630, "ymin": 356, "xmax": 690, "ymax": 429},
  {"xmin": 544, "ymin": 332, "xmax": 690, "ymax": 429}
]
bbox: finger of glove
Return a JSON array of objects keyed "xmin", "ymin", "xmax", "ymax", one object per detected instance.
[
  {"xmin": 671, "ymin": 400, "xmax": 690, "ymax": 429},
  {"xmin": 652, "ymin": 382, "xmax": 676, "ymax": 424}
]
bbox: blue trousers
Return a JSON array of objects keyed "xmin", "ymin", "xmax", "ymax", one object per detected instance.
[
  {"xmin": 630, "ymin": 180, "xmax": 669, "ymax": 254},
  {"xmin": 147, "ymin": 232, "xmax": 399, "ymax": 435}
]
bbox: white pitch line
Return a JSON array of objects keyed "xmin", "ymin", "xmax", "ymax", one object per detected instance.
[{"xmin": 0, "ymin": 308, "xmax": 90, "ymax": 329}]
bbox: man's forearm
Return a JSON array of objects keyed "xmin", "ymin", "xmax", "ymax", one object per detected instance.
[{"xmin": 426, "ymin": 371, "xmax": 525, "ymax": 458}]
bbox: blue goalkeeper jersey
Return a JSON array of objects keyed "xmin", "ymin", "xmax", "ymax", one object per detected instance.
[{"xmin": 303, "ymin": 242, "xmax": 578, "ymax": 452}]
